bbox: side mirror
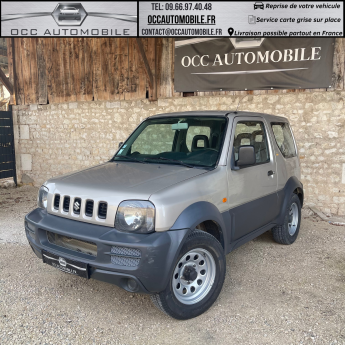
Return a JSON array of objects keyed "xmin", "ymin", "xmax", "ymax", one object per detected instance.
[
  {"xmin": 118, "ymin": 142, "xmax": 124, "ymax": 149},
  {"xmin": 236, "ymin": 146, "xmax": 256, "ymax": 167}
]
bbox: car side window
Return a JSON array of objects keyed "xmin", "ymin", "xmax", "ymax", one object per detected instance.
[
  {"xmin": 233, "ymin": 121, "xmax": 270, "ymax": 165},
  {"xmin": 271, "ymin": 122, "xmax": 296, "ymax": 158}
]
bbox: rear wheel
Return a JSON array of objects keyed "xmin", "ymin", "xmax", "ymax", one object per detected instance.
[
  {"xmin": 151, "ymin": 230, "xmax": 226, "ymax": 320},
  {"xmin": 272, "ymin": 193, "xmax": 301, "ymax": 245}
]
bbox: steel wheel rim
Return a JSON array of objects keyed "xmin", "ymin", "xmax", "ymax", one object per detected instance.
[
  {"xmin": 288, "ymin": 202, "xmax": 299, "ymax": 236},
  {"xmin": 172, "ymin": 248, "xmax": 216, "ymax": 305}
]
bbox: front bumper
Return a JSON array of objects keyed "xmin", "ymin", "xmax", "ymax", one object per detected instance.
[{"xmin": 25, "ymin": 208, "xmax": 190, "ymax": 294}]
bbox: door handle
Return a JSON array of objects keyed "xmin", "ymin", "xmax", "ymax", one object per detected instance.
[{"xmin": 267, "ymin": 170, "xmax": 275, "ymax": 176}]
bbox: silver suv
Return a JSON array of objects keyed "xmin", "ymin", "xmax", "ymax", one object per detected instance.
[{"xmin": 25, "ymin": 111, "xmax": 303, "ymax": 320}]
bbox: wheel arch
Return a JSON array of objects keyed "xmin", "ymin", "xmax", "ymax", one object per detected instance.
[
  {"xmin": 276, "ymin": 176, "xmax": 304, "ymax": 225},
  {"xmin": 294, "ymin": 186, "xmax": 304, "ymax": 207},
  {"xmin": 170, "ymin": 201, "xmax": 229, "ymax": 253}
]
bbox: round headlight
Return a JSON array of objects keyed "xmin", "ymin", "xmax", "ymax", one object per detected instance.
[
  {"xmin": 37, "ymin": 186, "xmax": 49, "ymax": 209},
  {"xmin": 115, "ymin": 200, "xmax": 155, "ymax": 233},
  {"xmin": 123, "ymin": 204, "xmax": 145, "ymax": 229}
]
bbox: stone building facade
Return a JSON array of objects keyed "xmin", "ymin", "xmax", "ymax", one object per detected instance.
[{"xmin": 13, "ymin": 90, "xmax": 345, "ymax": 215}]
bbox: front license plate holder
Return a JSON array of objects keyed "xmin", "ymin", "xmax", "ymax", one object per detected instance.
[{"xmin": 42, "ymin": 250, "xmax": 89, "ymax": 279}]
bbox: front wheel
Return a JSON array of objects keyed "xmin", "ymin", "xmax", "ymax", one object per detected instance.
[
  {"xmin": 151, "ymin": 230, "xmax": 226, "ymax": 320},
  {"xmin": 272, "ymin": 193, "xmax": 301, "ymax": 245}
]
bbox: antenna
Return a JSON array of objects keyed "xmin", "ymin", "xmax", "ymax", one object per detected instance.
[{"xmin": 235, "ymin": 94, "xmax": 250, "ymax": 113}]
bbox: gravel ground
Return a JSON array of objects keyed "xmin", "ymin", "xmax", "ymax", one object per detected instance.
[{"xmin": 1, "ymin": 186, "xmax": 345, "ymax": 345}]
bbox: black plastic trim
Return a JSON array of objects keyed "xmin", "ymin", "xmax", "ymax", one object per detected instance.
[
  {"xmin": 85, "ymin": 200, "xmax": 94, "ymax": 217},
  {"xmin": 25, "ymin": 208, "xmax": 190, "ymax": 293},
  {"xmin": 170, "ymin": 176, "xmax": 303, "ymax": 255},
  {"xmin": 275, "ymin": 176, "xmax": 304, "ymax": 224},
  {"xmin": 63, "ymin": 196, "xmax": 70, "ymax": 212},
  {"xmin": 170, "ymin": 201, "xmax": 229, "ymax": 253},
  {"xmin": 227, "ymin": 191, "xmax": 279, "ymax": 242},
  {"xmin": 53, "ymin": 194, "xmax": 60, "ymax": 210},
  {"xmin": 98, "ymin": 201, "xmax": 107, "ymax": 219},
  {"xmin": 228, "ymin": 222, "xmax": 275, "ymax": 252}
]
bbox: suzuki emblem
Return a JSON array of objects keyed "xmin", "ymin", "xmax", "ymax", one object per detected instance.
[{"xmin": 74, "ymin": 201, "xmax": 80, "ymax": 211}]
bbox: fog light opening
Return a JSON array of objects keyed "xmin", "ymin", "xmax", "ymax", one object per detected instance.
[{"xmin": 127, "ymin": 278, "xmax": 138, "ymax": 292}]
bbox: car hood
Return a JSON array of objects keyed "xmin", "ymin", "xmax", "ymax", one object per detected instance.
[{"xmin": 46, "ymin": 161, "xmax": 207, "ymax": 199}]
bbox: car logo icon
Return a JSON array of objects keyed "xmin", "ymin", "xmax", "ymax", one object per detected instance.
[
  {"xmin": 59, "ymin": 6, "xmax": 81, "ymax": 21},
  {"xmin": 230, "ymin": 38, "xmax": 265, "ymax": 49},
  {"xmin": 59, "ymin": 257, "xmax": 67, "ymax": 267},
  {"xmin": 73, "ymin": 201, "xmax": 80, "ymax": 212},
  {"xmin": 254, "ymin": 2, "xmax": 264, "ymax": 10},
  {"xmin": 51, "ymin": 3, "xmax": 88, "ymax": 26}
]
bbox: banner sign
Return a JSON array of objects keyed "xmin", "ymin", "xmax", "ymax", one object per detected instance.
[
  {"xmin": 1, "ymin": 1, "xmax": 343, "ymax": 38},
  {"xmin": 139, "ymin": 1, "xmax": 343, "ymax": 37},
  {"xmin": 1, "ymin": 1, "xmax": 137, "ymax": 37},
  {"xmin": 174, "ymin": 38, "xmax": 335, "ymax": 92}
]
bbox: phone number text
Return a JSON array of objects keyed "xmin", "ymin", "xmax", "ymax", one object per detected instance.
[{"xmin": 152, "ymin": 2, "xmax": 213, "ymax": 11}]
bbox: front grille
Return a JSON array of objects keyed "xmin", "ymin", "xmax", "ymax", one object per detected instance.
[
  {"xmin": 53, "ymin": 195, "xmax": 108, "ymax": 224},
  {"xmin": 54, "ymin": 194, "xmax": 60, "ymax": 209},
  {"xmin": 63, "ymin": 196, "xmax": 70, "ymax": 212},
  {"xmin": 111, "ymin": 246, "xmax": 141, "ymax": 257},
  {"xmin": 47, "ymin": 231, "xmax": 97, "ymax": 257},
  {"xmin": 111, "ymin": 256, "xmax": 140, "ymax": 267},
  {"xmin": 98, "ymin": 202, "xmax": 107, "ymax": 219},
  {"xmin": 110, "ymin": 246, "xmax": 141, "ymax": 267},
  {"xmin": 85, "ymin": 200, "xmax": 94, "ymax": 217}
]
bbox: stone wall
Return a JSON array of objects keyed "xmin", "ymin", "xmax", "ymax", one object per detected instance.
[{"xmin": 13, "ymin": 91, "xmax": 345, "ymax": 215}]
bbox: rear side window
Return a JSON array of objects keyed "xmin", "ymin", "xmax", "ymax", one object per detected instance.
[{"xmin": 271, "ymin": 123, "xmax": 296, "ymax": 158}]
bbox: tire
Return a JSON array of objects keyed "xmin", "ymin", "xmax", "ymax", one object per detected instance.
[
  {"xmin": 150, "ymin": 230, "xmax": 226, "ymax": 320},
  {"xmin": 272, "ymin": 193, "xmax": 301, "ymax": 245}
]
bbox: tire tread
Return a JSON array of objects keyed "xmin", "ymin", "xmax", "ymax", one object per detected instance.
[
  {"xmin": 271, "ymin": 224, "xmax": 286, "ymax": 244},
  {"xmin": 150, "ymin": 294, "xmax": 169, "ymax": 317}
]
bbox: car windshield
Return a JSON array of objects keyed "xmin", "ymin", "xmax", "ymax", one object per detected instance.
[{"xmin": 113, "ymin": 116, "xmax": 227, "ymax": 168}]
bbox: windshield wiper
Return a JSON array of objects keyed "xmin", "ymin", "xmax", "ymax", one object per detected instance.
[
  {"xmin": 156, "ymin": 157, "xmax": 194, "ymax": 168},
  {"xmin": 115, "ymin": 155, "xmax": 193, "ymax": 168},
  {"xmin": 113, "ymin": 155, "xmax": 147, "ymax": 164}
]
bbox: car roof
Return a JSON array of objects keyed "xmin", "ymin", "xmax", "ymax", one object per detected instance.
[{"xmin": 148, "ymin": 110, "xmax": 289, "ymax": 122}]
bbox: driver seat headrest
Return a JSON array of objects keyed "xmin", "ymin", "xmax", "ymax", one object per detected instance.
[{"xmin": 191, "ymin": 135, "xmax": 209, "ymax": 151}]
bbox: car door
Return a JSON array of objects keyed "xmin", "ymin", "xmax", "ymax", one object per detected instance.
[{"xmin": 227, "ymin": 116, "xmax": 278, "ymax": 241}]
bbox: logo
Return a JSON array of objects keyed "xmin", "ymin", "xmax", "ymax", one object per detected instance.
[
  {"xmin": 51, "ymin": 3, "xmax": 88, "ymax": 26},
  {"xmin": 1, "ymin": 2, "xmax": 137, "ymax": 36},
  {"xmin": 230, "ymin": 38, "xmax": 264, "ymax": 49},
  {"xmin": 73, "ymin": 201, "xmax": 81, "ymax": 212},
  {"xmin": 59, "ymin": 257, "xmax": 67, "ymax": 267},
  {"xmin": 254, "ymin": 2, "xmax": 264, "ymax": 10}
]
